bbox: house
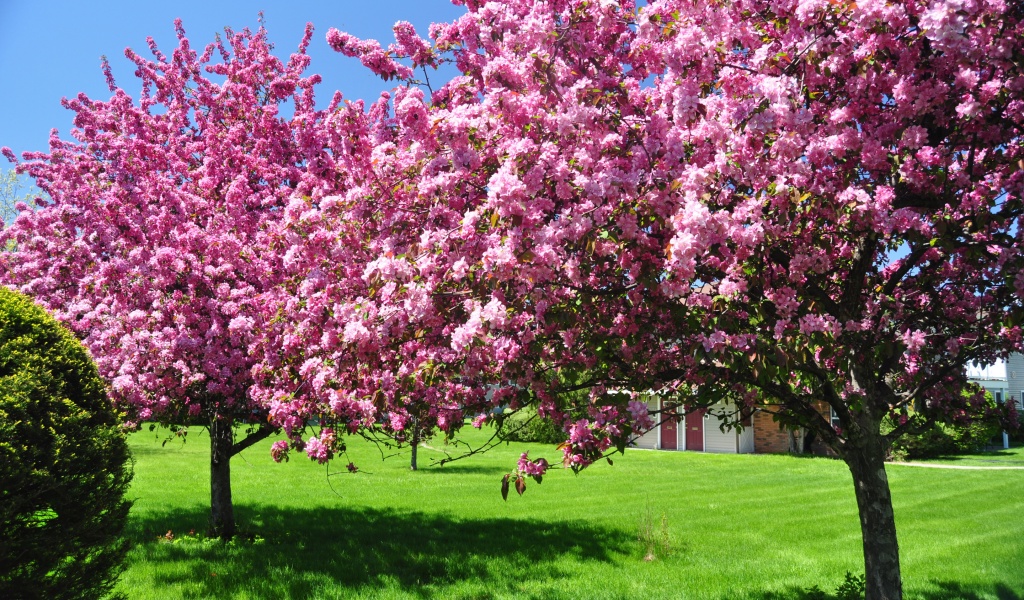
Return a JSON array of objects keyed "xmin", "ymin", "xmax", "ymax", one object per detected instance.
[
  {"xmin": 968, "ymin": 358, "xmax": 1011, "ymax": 407},
  {"xmin": 631, "ymin": 354, "xmax": 1024, "ymax": 454},
  {"xmin": 968, "ymin": 354, "xmax": 1024, "ymax": 449},
  {"xmin": 1010, "ymin": 353, "xmax": 1024, "ymax": 410},
  {"xmin": 630, "ymin": 397, "xmax": 794, "ymax": 454},
  {"xmin": 630, "ymin": 396, "xmax": 830, "ymax": 454}
]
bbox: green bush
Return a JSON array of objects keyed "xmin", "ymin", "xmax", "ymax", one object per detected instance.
[
  {"xmin": 0, "ymin": 288, "xmax": 133, "ymax": 599},
  {"xmin": 804, "ymin": 571, "xmax": 866, "ymax": 600},
  {"xmin": 497, "ymin": 412, "xmax": 568, "ymax": 445},
  {"xmin": 886, "ymin": 408, "xmax": 1002, "ymax": 461}
]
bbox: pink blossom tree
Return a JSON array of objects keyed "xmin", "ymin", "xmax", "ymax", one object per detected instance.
[
  {"xmin": 0, "ymin": 20, "xmax": 337, "ymax": 539},
  {"xmin": 262, "ymin": 1, "xmax": 1024, "ymax": 598},
  {"xmin": 250, "ymin": 85, "xmax": 496, "ymax": 472}
]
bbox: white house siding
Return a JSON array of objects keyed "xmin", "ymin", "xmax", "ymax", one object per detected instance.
[
  {"xmin": 630, "ymin": 397, "xmax": 660, "ymax": 449},
  {"xmin": 738, "ymin": 426, "xmax": 755, "ymax": 453},
  {"xmin": 968, "ymin": 358, "xmax": 1010, "ymax": 405},
  {"xmin": 630, "ymin": 397, "xmax": 754, "ymax": 454},
  {"xmin": 1007, "ymin": 353, "xmax": 1024, "ymax": 411},
  {"xmin": 703, "ymin": 418, "xmax": 737, "ymax": 453},
  {"xmin": 631, "ymin": 428, "xmax": 659, "ymax": 449},
  {"xmin": 973, "ymin": 376, "xmax": 1009, "ymax": 404}
]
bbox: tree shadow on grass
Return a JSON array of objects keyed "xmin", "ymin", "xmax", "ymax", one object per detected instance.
[
  {"xmin": 748, "ymin": 581, "xmax": 1023, "ymax": 600},
  {"xmin": 126, "ymin": 504, "xmax": 630, "ymax": 599},
  {"xmin": 915, "ymin": 581, "xmax": 1023, "ymax": 600},
  {"xmin": 415, "ymin": 463, "xmax": 508, "ymax": 475},
  {"xmin": 930, "ymin": 451, "xmax": 1024, "ymax": 465}
]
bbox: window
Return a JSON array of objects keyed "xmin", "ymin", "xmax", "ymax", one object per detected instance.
[
  {"xmin": 830, "ymin": 407, "xmax": 841, "ymax": 429},
  {"xmin": 995, "ymin": 391, "xmax": 1003, "ymax": 405}
]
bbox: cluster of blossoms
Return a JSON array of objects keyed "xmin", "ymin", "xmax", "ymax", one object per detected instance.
[
  {"xmin": 270, "ymin": 440, "xmax": 290, "ymax": 463},
  {"xmin": 516, "ymin": 453, "xmax": 548, "ymax": 477},
  {"xmin": 304, "ymin": 428, "xmax": 337, "ymax": 464},
  {"xmin": 502, "ymin": 452, "xmax": 550, "ymax": 499}
]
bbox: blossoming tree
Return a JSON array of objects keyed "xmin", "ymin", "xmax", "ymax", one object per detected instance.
[
  {"xmin": 250, "ymin": 85, "xmax": 499, "ymax": 471},
  {"xmin": 0, "ymin": 20, "xmax": 337, "ymax": 539},
  {"xmin": 264, "ymin": 1, "xmax": 1024, "ymax": 598}
]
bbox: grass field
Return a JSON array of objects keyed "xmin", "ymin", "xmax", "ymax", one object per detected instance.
[{"xmin": 116, "ymin": 426, "xmax": 1024, "ymax": 600}]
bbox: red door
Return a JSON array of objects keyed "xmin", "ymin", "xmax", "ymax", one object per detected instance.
[
  {"xmin": 685, "ymin": 408, "xmax": 705, "ymax": 451},
  {"xmin": 660, "ymin": 406, "xmax": 678, "ymax": 449}
]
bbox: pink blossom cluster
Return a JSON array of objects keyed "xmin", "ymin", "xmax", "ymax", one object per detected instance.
[
  {"xmin": 305, "ymin": 428, "xmax": 336, "ymax": 464},
  {"xmin": 516, "ymin": 453, "xmax": 549, "ymax": 478},
  {"xmin": 270, "ymin": 440, "xmax": 290, "ymax": 463}
]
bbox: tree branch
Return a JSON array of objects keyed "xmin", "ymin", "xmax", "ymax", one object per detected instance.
[{"xmin": 230, "ymin": 423, "xmax": 278, "ymax": 456}]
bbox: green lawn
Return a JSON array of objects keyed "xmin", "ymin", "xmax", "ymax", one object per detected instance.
[{"xmin": 117, "ymin": 427, "xmax": 1024, "ymax": 600}]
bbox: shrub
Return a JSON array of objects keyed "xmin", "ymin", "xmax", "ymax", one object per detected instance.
[
  {"xmin": 497, "ymin": 412, "xmax": 567, "ymax": 445},
  {"xmin": 0, "ymin": 288, "xmax": 133, "ymax": 599},
  {"xmin": 886, "ymin": 402, "xmax": 1003, "ymax": 461},
  {"xmin": 804, "ymin": 571, "xmax": 866, "ymax": 600},
  {"xmin": 889, "ymin": 423, "xmax": 959, "ymax": 460}
]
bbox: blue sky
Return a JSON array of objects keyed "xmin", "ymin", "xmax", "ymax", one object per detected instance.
[{"xmin": 0, "ymin": 1, "xmax": 467, "ymax": 160}]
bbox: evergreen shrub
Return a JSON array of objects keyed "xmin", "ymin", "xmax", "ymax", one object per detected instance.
[{"xmin": 0, "ymin": 288, "xmax": 133, "ymax": 599}]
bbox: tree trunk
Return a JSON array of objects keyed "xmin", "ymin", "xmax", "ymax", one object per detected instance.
[
  {"xmin": 844, "ymin": 439, "xmax": 903, "ymax": 600},
  {"xmin": 209, "ymin": 417, "xmax": 235, "ymax": 540},
  {"xmin": 410, "ymin": 420, "xmax": 420, "ymax": 471},
  {"xmin": 788, "ymin": 427, "xmax": 805, "ymax": 454}
]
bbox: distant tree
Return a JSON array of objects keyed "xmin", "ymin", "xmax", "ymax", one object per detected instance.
[
  {"xmin": 260, "ymin": 1, "xmax": 1024, "ymax": 599},
  {"xmin": 0, "ymin": 19, "xmax": 336, "ymax": 539},
  {"xmin": 0, "ymin": 287, "xmax": 132, "ymax": 600},
  {"xmin": 248, "ymin": 81, "xmax": 490, "ymax": 473},
  {"xmin": 0, "ymin": 169, "xmax": 36, "ymax": 227}
]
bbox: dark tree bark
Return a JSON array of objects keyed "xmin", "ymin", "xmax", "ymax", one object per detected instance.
[
  {"xmin": 203, "ymin": 418, "xmax": 275, "ymax": 540},
  {"xmin": 843, "ymin": 434, "xmax": 903, "ymax": 600},
  {"xmin": 788, "ymin": 427, "xmax": 806, "ymax": 454},
  {"xmin": 209, "ymin": 417, "xmax": 235, "ymax": 541}
]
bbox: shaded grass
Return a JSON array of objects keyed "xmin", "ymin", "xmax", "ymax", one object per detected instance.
[
  {"xmin": 908, "ymin": 445, "xmax": 1024, "ymax": 467},
  {"xmin": 118, "ymin": 427, "xmax": 1024, "ymax": 599},
  {"xmin": 126, "ymin": 505, "xmax": 626, "ymax": 599}
]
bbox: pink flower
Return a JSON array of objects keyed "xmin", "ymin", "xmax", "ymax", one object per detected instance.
[
  {"xmin": 517, "ymin": 452, "xmax": 549, "ymax": 477},
  {"xmin": 305, "ymin": 436, "xmax": 330, "ymax": 464},
  {"xmin": 627, "ymin": 400, "xmax": 653, "ymax": 431},
  {"xmin": 270, "ymin": 440, "xmax": 289, "ymax": 463},
  {"xmin": 902, "ymin": 329, "xmax": 927, "ymax": 354}
]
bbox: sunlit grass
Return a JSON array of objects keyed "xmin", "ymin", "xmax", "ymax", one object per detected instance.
[{"xmin": 117, "ymin": 426, "xmax": 1024, "ymax": 599}]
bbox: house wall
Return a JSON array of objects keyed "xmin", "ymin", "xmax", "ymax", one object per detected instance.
[
  {"xmin": 973, "ymin": 377, "xmax": 1010, "ymax": 407},
  {"xmin": 752, "ymin": 410, "xmax": 790, "ymax": 453},
  {"xmin": 632, "ymin": 428, "xmax": 658, "ymax": 449},
  {"xmin": 629, "ymin": 354, "xmax": 1024, "ymax": 453},
  {"xmin": 703, "ymin": 417, "xmax": 736, "ymax": 453},
  {"xmin": 631, "ymin": 398, "xmax": 797, "ymax": 454},
  {"xmin": 631, "ymin": 397, "xmax": 660, "ymax": 449},
  {"xmin": 1007, "ymin": 353, "xmax": 1024, "ymax": 410},
  {"xmin": 752, "ymin": 402, "xmax": 834, "ymax": 454},
  {"xmin": 738, "ymin": 425, "xmax": 755, "ymax": 453}
]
